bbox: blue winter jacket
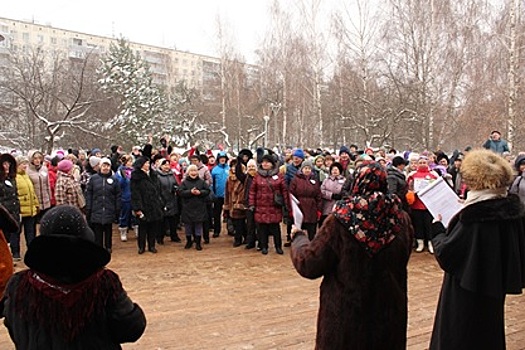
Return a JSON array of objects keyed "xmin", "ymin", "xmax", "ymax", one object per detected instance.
[
  {"xmin": 211, "ymin": 163, "xmax": 230, "ymax": 198},
  {"xmin": 115, "ymin": 165, "xmax": 132, "ymax": 202}
]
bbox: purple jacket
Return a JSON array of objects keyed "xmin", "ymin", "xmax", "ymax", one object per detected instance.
[{"xmin": 320, "ymin": 175, "xmax": 345, "ymax": 216}]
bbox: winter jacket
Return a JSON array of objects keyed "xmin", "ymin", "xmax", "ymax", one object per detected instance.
[
  {"xmin": 211, "ymin": 163, "xmax": 229, "ymax": 198},
  {"xmin": 16, "ymin": 171, "xmax": 39, "ymax": 218},
  {"xmin": 2, "ymin": 269, "xmax": 146, "ymax": 350},
  {"xmin": 290, "ymin": 172, "xmax": 322, "ymax": 224},
  {"xmin": 291, "ymin": 214, "xmax": 413, "ymax": 350},
  {"xmin": 178, "ymin": 175, "xmax": 210, "ymax": 224},
  {"xmin": 223, "ymin": 167, "xmax": 247, "ymax": 219},
  {"xmin": 509, "ymin": 173, "xmax": 525, "ymax": 205},
  {"xmin": 387, "ymin": 166, "xmax": 409, "ymax": 209},
  {"xmin": 430, "ymin": 195, "xmax": 525, "ymax": 350},
  {"xmin": 115, "ymin": 165, "xmax": 132, "ymax": 203},
  {"xmin": 157, "ymin": 169, "xmax": 179, "ymax": 217},
  {"xmin": 55, "ymin": 171, "xmax": 84, "ymax": 209},
  {"xmin": 26, "ymin": 164, "xmax": 52, "ymax": 211},
  {"xmin": 320, "ymin": 175, "xmax": 345, "ymax": 216},
  {"xmin": 482, "ymin": 138, "xmax": 510, "ymax": 154},
  {"xmin": 285, "ymin": 163, "xmax": 301, "ymax": 186},
  {"xmin": 130, "ymin": 170, "xmax": 164, "ymax": 223},
  {"xmin": 0, "ymin": 176, "xmax": 20, "ymax": 220},
  {"xmin": 249, "ymin": 167, "xmax": 289, "ymax": 224},
  {"xmin": 86, "ymin": 172, "xmax": 122, "ymax": 225}
]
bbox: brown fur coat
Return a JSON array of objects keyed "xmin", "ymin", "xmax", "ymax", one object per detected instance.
[{"xmin": 291, "ymin": 214, "xmax": 413, "ymax": 350}]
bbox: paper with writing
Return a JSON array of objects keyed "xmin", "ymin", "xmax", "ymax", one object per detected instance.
[{"xmin": 417, "ymin": 177, "xmax": 463, "ymax": 227}]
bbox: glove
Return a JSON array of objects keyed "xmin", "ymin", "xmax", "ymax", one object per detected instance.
[
  {"xmin": 331, "ymin": 193, "xmax": 342, "ymax": 200},
  {"xmin": 316, "ymin": 211, "xmax": 322, "ymax": 221},
  {"xmin": 223, "ymin": 210, "xmax": 230, "ymax": 219}
]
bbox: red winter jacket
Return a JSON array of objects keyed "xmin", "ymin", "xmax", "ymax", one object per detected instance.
[
  {"xmin": 249, "ymin": 168, "xmax": 289, "ymax": 224},
  {"xmin": 290, "ymin": 172, "xmax": 322, "ymax": 223}
]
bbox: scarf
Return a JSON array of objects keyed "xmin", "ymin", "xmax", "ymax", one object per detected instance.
[
  {"xmin": 463, "ymin": 187, "xmax": 508, "ymax": 208},
  {"xmin": 14, "ymin": 269, "xmax": 120, "ymax": 341},
  {"xmin": 334, "ymin": 162, "xmax": 403, "ymax": 256}
]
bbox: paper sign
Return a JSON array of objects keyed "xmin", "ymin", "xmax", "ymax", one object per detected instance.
[
  {"xmin": 290, "ymin": 194, "xmax": 303, "ymax": 228},
  {"xmin": 417, "ymin": 177, "xmax": 463, "ymax": 227}
]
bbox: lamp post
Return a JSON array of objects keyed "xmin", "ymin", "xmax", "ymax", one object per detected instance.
[{"xmin": 263, "ymin": 115, "xmax": 270, "ymax": 148}]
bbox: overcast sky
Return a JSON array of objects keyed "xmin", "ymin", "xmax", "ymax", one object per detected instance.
[{"xmin": 2, "ymin": 0, "xmax": 277, "ymax": 62}]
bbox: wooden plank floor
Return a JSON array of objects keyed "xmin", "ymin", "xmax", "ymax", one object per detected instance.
[{"xmin": 1, "ymin": 226, "xmax": 525, "ymax": 349}]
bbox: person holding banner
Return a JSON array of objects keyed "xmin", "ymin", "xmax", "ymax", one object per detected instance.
[{"xmin": 429, "ymin": 149, "xmax": 525, "ymax": 350}]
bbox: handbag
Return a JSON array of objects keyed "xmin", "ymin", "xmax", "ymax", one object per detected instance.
[{"xmin": 265, "ymin": 177, "xmax": 284, "ymax": 208}]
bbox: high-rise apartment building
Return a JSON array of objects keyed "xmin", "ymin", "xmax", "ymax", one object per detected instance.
[{"xmin": 0, "ymin": 16, "xmax": 221, "ymax": 91}]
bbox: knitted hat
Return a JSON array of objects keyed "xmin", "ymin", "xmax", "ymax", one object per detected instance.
[
  {"xmin": 247, "ymin": 159, "xmax": 257, "ymax": 168},
  {"xmin": 300, "ymin": 160, "xmax": 313, "ymax": 171},
  {"xmin": 57, "ymin": 159, "xmax": 73, "ymax": 173},
  {"xmin": 339, "ymin": 145, "xmax": 351, "ymax": 156},
  {"xmin": 24, "ymin": 205, "xmax": 110, "ymax": 281},
  {"xmin": 89, "ymin": 156, "xmax": 101, "ymax": 168},
  {"xmin": 292, "ymin": 148, "xmax": 305, "ymax": 159},
  {"xmin": 91, "ymin": 148, "xmax": 102, "ymax": 156}
]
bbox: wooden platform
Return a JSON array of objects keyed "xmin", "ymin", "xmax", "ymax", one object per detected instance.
[{"xmin": 1, "ymin": 227, "xmax": 525, "ymax": 349}]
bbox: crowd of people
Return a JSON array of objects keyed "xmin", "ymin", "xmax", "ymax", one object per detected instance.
[{"xmin": 0, "ymin": 130, "xmax": 523, "ymax": 349}]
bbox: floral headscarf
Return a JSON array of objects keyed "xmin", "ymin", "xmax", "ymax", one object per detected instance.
[{"xmin": 334, "ymin": 162, "xmax": 403, "ymax": 256}]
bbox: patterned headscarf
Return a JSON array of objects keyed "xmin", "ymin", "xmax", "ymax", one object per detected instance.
[{"xmin": 334, "ymin": 162, "xmax": 403, "ymax": 256}]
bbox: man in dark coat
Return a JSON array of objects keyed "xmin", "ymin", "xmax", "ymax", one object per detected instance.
[
  {"xmin": 430, "ymin": 149, "xmax": 525, "ymax": 350},
  {"xmin": 131, "ymin": 157, "xmax": 164, "ymax": 254},
  {"xmin": 387, "ymin": 155, "xmax": 409, "ymax": 210}
]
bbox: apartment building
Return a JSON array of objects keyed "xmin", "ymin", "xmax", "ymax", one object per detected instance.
[{"xmin": 0, "ymin": 16, "xmax": 221, "ymax": 91}]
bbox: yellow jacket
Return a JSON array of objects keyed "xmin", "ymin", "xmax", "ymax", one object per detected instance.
[{"xmin": 16, "ymin": 171, "xmax": 39, "ymax": 217}]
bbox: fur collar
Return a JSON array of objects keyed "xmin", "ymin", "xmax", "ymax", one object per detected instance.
[{"xmin": 459, "ymin": 194, "xmax": 524, "ymax": 224}]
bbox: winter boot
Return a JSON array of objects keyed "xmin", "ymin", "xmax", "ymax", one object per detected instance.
[
  {"xmin": 428, "ymin": 241, "xmax": 434, "ymax": 254},
  {"xmin": 195, "ymin": 236, "xmax": 203, "ymax": 251},
  {"xmin": 119, "ymin": 227, "xmax": 128, "ymax": 242},
  {"xmin": 415, "ymin": 239, "xmax": 425, "ymax": 253},
  {"xmin": 184, "ymin": 235, "xmax": 193, "ymax": 249},
  {"xmin": 133, "ymin": 225, "xmax": 139, "ymax": 238}
]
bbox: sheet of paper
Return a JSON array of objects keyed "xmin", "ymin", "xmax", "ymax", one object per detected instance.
[
  {"xmin": 290, "ymin": 194, "xmax": 303, "ymax": 228},
  {"xmin": 417, "ymin": 177, "xmax": 463, "ymax": 227}
]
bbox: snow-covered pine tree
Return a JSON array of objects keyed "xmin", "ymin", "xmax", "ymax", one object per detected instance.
[{"xmin": 98, "ymin": 37, "xmax": 167, "ymax": 146}]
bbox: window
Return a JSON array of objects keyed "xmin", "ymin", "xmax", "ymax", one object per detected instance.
[
  {"xmin": 51, "ymin": 37, "xmax": 57, "ymax": 45},
  {"xmin": 72, "ymin": 38, "xmax": 82, "ymax": 46},
  {"xmin": 37, "ymin": 35, "xmax": 44, "ymax": 44},
  {"xmin": 22, "ymin": 32, "xmax": 29, "ymax": 42}
]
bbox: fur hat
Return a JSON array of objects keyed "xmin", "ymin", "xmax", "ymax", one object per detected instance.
[
  {"xmin": 514, "ymin": 154, "xmax": 525, "ymax": 171},
  {"xmin": 24, "ymin": 205, "xmax": 110, "ymax": 281},
  {"xmin": 133, "ymin": 156, "xmax": 150, "ymax": 170},
  {"xmin": 329, "ymin": 162, "xmax": 344, "ymax": 175},
  {"xmin": 461, "ymin": 149, "xmax": 514, "ymax": 191},
  {"xmin": 247, "ymin": 159, "xmax": 257, "ymax": 168},
  {"xmin": 99, "ymin": 157, "xmax": 112, "ymax": 166},
  {"xmin": 261, "ymin": 154, "xmax": 276, "ymax": 165}
]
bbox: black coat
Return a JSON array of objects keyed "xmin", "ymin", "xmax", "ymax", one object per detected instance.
[
  {"xmin": 157, "ymin": 170, "xmax": 179, "ymax": 217},
  {"xmin": 178, "ymin": 176, "xmax": 210, "ymax": 224},
  {"xmin": 1, "ymin": 269, "xmax": 146, "ymax": 350},
  {"xmin": 430, "ymin": 195, "xmax": 525, "ymax": 350},
  {"xmin": 130, "ymin": 170, "xmax": 164, "ymax": 223},
  {"xmin": 0, "ymin": 178, "xmax": 20, "ymax": 220},
  {"xmin": 86, "ymin": 172, "xmax": 121, "ymax": 225},
  {"xmin": 387, "ymin": 166, "xmax": 409, "ymax": 210}
]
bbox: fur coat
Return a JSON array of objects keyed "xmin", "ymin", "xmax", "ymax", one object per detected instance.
[{"xmin": 291, "ymin": 214, "xmax": 413, "ymax": 350}]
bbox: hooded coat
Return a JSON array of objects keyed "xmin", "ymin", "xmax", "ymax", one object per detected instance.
[
  {"xmin": 26, "ymin": 152, "xmax": 52, "ymax": 211},
  {"xmin": 0, "ymin": 154, "xmax": 20, "ymax": 219},
  {"xmin": 430, "ymin": 195, "xmax": 525, "ymax": 350},
  {"xmin": 157, "ymin": 169, "xmax": 179, "ymax": 217},
  {"xmin": 178, "ymin": 175, "xmax": 210, "ymax": 224},
  {"xmin": 223, "ymin": 166, "xmax": 247, "ymax": 219},
  {"xmin": 86, "ymin": 172, "xmax": 122, "ymax": 225}
]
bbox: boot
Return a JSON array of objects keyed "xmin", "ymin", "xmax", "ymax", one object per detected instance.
[
  {"xmin": 119, "ymin": 227, "xmax": 128, "ymax": 242},
  {"xmin": 428, "ymin": 241, "xmax": 434, "ymax": 254},
  {"xmin": 133, "ymin": 225, "xmax": 139, "ymax": 238},
  {"xmin": 415, "ymin": 239, "xmax": 425, "ymax": 253},
  {"xmin": 195, "ymin": 236, "xmax": 202, "ymax": 251},
  {"xmin": 184, "ymin": 235, "xmax": 193, "ymax": 249}
]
